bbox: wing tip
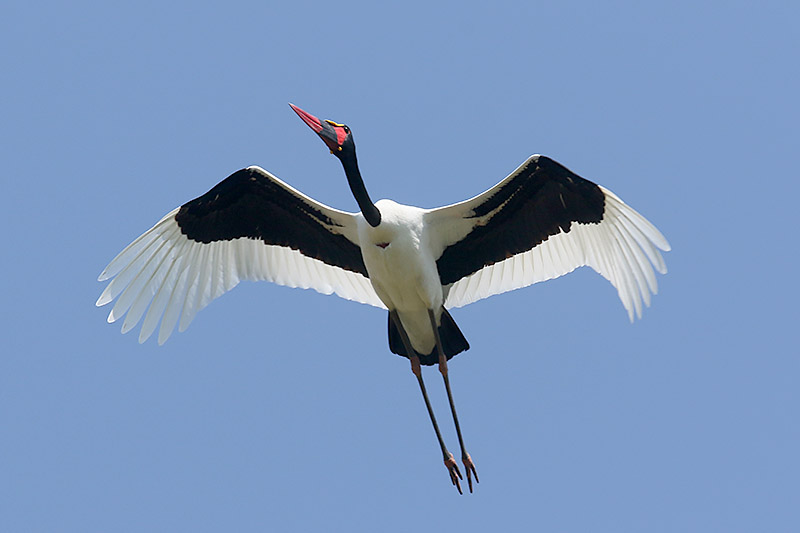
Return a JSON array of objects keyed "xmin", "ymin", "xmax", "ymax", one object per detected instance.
[{"xmin": 245, "ymin": 164, "xmax": 268, "ymax": 174}]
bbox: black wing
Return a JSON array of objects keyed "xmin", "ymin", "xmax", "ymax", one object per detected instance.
[
  {"xmin": 436, "ymin": 155, "xmax": 605, "ymax": 285},
  {"xmin": 97, "ymin": 166, "xmax": 385, "ymax": 345},
  {"xmin": 428, "ymin": 155, "xmax": 670, "ymax": 319},
  {"xmin": 175, "ymin": 166, "xmax": 367, "ymax": 276}
]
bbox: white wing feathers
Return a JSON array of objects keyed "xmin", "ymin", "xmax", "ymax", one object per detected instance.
[
  {"xmin": 97, "ymin": 189, "xmax": 384, "ymax": 345},
  {"xmin": 98, "ymin": 156, "xmax": 670, "ymax": 345},
  {"xmin": 441, "ymin": 186, "xmax": 670, "ymax": 320}
]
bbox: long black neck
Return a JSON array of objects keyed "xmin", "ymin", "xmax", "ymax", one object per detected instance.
[{"xmin": 341, "ymin": 153, "xmax": 381, "ymax": 227}]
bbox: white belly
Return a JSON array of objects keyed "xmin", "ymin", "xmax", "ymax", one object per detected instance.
[{"xmin": 358, "ymin": 201, "xmax": 443, "ymax": 354}]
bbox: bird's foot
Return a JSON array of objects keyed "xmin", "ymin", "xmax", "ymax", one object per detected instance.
[
  {"xmin": 444, "ymin": 453, "xmax": 464, "ymax": 494},
  {"xmin": 462, "ymin": 452, "xmax": 479, "ymax": 493}
]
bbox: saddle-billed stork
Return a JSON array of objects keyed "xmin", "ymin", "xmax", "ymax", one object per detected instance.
[{"xmin": 97, "ymin": 104, "xmax": 670, "ymax": 493}]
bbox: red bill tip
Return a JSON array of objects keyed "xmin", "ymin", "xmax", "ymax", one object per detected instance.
[{"xmin": 289, "ymin": 103, "xmax": 323, "ymax": 133}]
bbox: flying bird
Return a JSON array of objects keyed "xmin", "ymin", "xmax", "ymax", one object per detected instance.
[{"xmin": 97, "ymin": 104, "xmax": 670, "ymax": 493}]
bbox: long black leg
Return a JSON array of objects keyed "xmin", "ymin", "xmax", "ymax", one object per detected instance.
[
  {"xmin": 389, "ymin": 310, "xmax": 463, "ymax": 494},
  {"xmin": 428, "ymin": 308, "xmax": 479, "ymax": 493}
]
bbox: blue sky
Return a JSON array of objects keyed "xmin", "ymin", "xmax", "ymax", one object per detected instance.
[{"xmin": 2, "ymin": 1, "xmax": 798, "ymax": 531}]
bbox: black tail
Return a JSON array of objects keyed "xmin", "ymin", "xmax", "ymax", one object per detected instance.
[{"xmin": 388, "ymin": 308, "xmax": 470, "ymax": 366}]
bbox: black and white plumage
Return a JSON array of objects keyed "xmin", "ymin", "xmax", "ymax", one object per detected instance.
[
  {"xmin": 97, "ymin": 153, "xmax": 669, "ymax": 347},
  {"xmin": 97, "ymin": 104, "xmax": 669, "ymax": 493},
  {"xmin": 97, "ymin": 166, "xmax": 384, "ymax": 345}
]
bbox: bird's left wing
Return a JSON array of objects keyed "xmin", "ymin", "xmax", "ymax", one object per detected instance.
[
  {"xmin": 97, "ymin": 166, "xmax": 384, "ymax": 345},
  {"xmin": 425, "ymin": 155, "xmax": 670, "ymax": 320}
]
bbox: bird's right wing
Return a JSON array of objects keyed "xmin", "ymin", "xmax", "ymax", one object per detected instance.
[
  {"xmin": 426, "ymin": 155, "xmax": 670, "ymax": 320},
  {"xmin": 97, "ymin": 166, "xmax": 385, "ymax": 345}
]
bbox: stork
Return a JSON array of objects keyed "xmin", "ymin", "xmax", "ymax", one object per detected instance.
[{"xmin": 97, "ymin": 104, "xmax": 670, "ymax": 493}]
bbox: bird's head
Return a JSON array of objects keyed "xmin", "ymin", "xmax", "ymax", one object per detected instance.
[
  {"xmin": 289, "ymin": 103, "xmax": 380, "ymax": 226},
  {"xmin": 289, "ymin": 103, "xmax": 355, "ymax": 161}
]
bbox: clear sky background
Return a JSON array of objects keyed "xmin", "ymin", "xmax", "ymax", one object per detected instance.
[{"xmin": 2, "ymin": 1, "xmax": 798, "ymax": 531}]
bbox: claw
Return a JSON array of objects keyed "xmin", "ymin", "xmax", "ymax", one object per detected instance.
[
  {"xmin": 444, "ymin": 453, "xmax": 463, "ymax": 494},
  {"xmin": 462, "ymin": 452, "xmax": 479, "ymax": 493}
]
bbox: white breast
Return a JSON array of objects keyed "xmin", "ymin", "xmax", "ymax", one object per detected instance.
[{"xmin": 358, "ymin": 200, "xmax": 444, "ymax": 354}]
